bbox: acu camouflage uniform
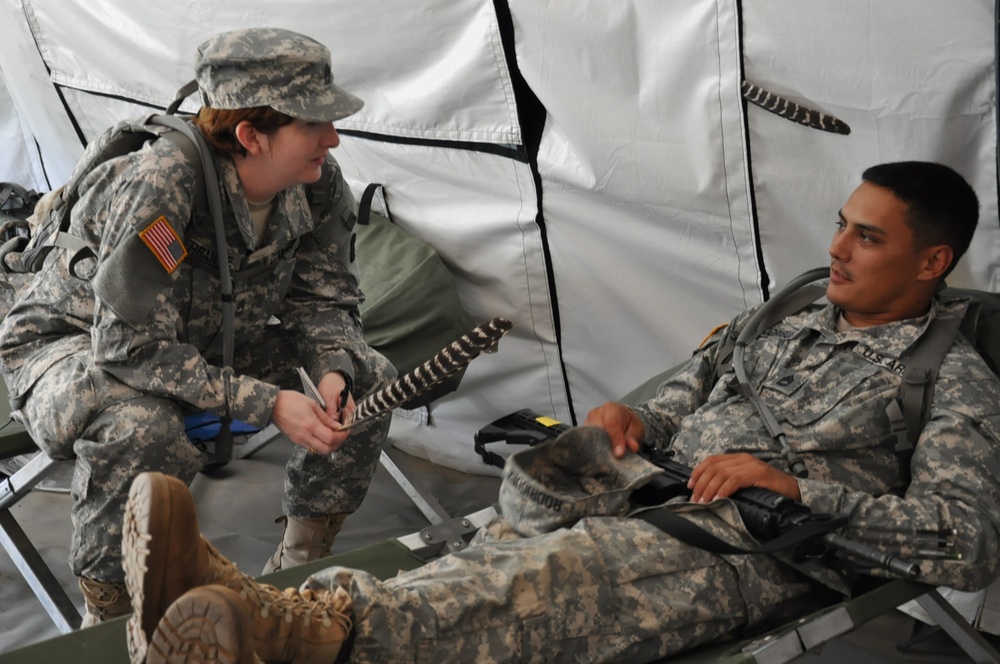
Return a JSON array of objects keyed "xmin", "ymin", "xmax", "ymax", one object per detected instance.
[
  {"xmin": 0, "ymin": 118, "xmax": 395, "ymax": 583},
  {"xmin": 301, "ymin": 298, "xmax": 1000, "ymax": 663}
]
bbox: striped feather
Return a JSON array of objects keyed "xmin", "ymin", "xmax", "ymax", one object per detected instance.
[
  {"xmin": 741, "ymin": 81, "xmax": 851, "ymax": 135},
  {"xmin": 347, "ymin": 317, "xmax": 514, "ymax": 427}
]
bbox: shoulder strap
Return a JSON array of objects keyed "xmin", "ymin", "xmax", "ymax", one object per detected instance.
[
  {"xmin": 728, "ymin": 268, "xmax": 830, "ymax": 477},
  {"xmin": 147, "ymin": 112, "xmax": 236, "ymax": 469},
  {"xmin": 885, "ymin": 307, "xmax": 969, "ymax": 487},
  {"xmin": 713, "ymin": 268, "xmax": 829, "ymax": 381},
  {"xmin": 154, "ymin": 125, "xmax": 207, "ymax": 222}
]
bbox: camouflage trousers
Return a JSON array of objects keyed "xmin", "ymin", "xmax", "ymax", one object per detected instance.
[
  {"xmin": 305, "ymin": 428, "xmax": 830, "ymax": 663},
  {"xmin": 16, "ymin": 331, "xmax": 394, "ymax": 583}
]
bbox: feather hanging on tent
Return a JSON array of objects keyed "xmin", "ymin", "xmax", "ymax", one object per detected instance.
[
  {"xmin": 343, "ymin": 316, "xmax": 514, "ymax": 429},
  {"xmin": 741, "ymin": 81, "xmax": 851, "ymax": 135}
]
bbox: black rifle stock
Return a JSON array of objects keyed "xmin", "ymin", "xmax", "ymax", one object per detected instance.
[{"xmin": 477, "ymin": 409, "xmax": 919, "ymax": 580}]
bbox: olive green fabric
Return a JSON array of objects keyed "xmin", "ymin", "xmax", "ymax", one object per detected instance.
[{"xmin": 356, "ymin": 208, "xmax": 475, "ymax": 409}]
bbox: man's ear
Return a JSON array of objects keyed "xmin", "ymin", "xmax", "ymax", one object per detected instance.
[
  {"xmin": 234, "ymin": 121, "xmax": 265, "ymax": 156},
  {"xmin": 919, "ymin": 244, "xmax": 954, "ymax": 282}
]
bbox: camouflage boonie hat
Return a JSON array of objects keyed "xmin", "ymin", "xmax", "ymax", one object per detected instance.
[
  {"xmin": 499, "ymin": 426, "xmax": 663, "ymax": 537},
  {"xmin": 195, "ymin": 27, "xmax": 363, "ymax": 122}
]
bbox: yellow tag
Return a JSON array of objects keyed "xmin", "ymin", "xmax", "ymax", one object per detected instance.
[{"xmin": 535, "ymin": 416, "xmax": 562, "ymax": 428}]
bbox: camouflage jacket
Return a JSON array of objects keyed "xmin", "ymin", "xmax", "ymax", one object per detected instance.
[
  {"xmin": 0, "ymin": 118, "xmax": 365, "ymax": 428},
  {"xmin": 633, "ymin": 299, "xmax": 1000, "ymax": 591}
]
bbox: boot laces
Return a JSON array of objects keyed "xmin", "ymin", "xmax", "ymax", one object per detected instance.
[
  {"xmin": 80, "ymin": 579, "xmax": 126, "ymax": 606},
  {"xmin": 202, "ymin": 535, "xmax": 351, "ymax": 632},
  {"xmin": 238, "ymin": 583, "xmax": 352, "ymax": 634}
]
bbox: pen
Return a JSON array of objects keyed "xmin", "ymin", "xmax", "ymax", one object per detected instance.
[
  {"xmin": 296, "ymin": 367, "xmax": 340, "ymax": 460},
  {"xmin": 297, "ymin": 366, "xmax": 326, "ymax": 409}
]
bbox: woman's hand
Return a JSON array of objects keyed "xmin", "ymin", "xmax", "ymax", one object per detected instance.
[{"xmin": 270, "ymin": 389, "xmax": 350, "ymax": 455}]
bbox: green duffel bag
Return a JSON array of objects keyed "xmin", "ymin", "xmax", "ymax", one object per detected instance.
[{"xmin": 355, "ymin": 184, "xmax": 476, "ymax": 409}]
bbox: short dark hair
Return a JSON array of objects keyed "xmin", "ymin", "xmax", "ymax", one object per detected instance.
[
  {"xmin": 862, "ymin": 161, "xmax": 979, "ymax": 278},
  {"xmin": 193, "ymin": 106, "xmax": 295, "ymax": 157}
]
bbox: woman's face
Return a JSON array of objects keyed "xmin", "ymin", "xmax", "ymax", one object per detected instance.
[{"xmin": 257, "ymin": 119, "xmax": 341, "ymax": 190}]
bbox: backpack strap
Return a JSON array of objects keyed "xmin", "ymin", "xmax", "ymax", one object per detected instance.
[
  {"xmin": 713, "ymin": 268, "xmax": 828, "ymax": 383},
  {"xmin": 146, "ymin": 115, "xmax": 231, "ymax": 363},
  {"xmin": 155, "ymin": 126, "xmax": 208, "ymax": 223},
  {"xmin": 885, "ymin": 306, "xmax": 969, "ymax": 488},
  {"xmin": 729, "ymin": 267, "xmax": 830, "ymax": 477},
  {"xmin": 147, "ymin": 113, "xmax": 236, "ymax": 469}
]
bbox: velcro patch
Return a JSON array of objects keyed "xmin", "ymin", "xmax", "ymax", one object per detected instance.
[{"xmin": 140, "ymin": 216, "xmax": 187, "ymax": 274}]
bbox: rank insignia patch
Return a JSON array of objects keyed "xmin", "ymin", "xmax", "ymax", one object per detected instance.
[{"xmin": 140, "ymin": 216, "xmax": 187, "ymax": 274}]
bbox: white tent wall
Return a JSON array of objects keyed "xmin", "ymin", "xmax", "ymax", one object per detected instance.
[
  {"xmin": 0, "ymin": 67, "xmax": 45, "ymax": 189},
  {"xmin": 742, "ymin": 1, "xmax": 1000, "ymax": 293},
  {"xmin": 331, "ymin": 139, "xmax": 566, "ymax": 470},
  {"xmin": 0, "ymin": 0, "xmax": 997, "ymax": 476},
  {"xmin": 512, "ymin": 0, "xmax": 762, "ymax": 412}
]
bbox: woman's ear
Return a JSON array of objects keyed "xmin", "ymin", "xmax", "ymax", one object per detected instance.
[{"xmin": 234, "ymin": 121, "xmax": 266, "ymax": 156}]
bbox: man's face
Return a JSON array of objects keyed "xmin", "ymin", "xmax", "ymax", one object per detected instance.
[{"xmin": 827, "ymin": 181, "xmax": 940, "ymax": 327}]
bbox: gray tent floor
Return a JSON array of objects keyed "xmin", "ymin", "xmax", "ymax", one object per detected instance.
[{"xmin": 0, "ymin": 433, "xmax": 988, "ymax": 662}]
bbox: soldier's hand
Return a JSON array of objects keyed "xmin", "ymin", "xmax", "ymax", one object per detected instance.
[
  {"xmin": 317, "ymin": 371, "xmax": 355, "ymax": 425},
  {"xmin": 585, "ymin": 402, "xmax": 645, "ymax": 458},
  {"xmin": 688, "ymin": 453, "xmax": 801, "ymax": 503},
  {"xmin": 271, "ymin": 390, "xmax": 350, "ymax": 455}
]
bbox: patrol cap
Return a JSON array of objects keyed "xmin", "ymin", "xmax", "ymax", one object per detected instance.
[
  {"xmin": 195, "ymin": 27, "xmax": 363, "ymax": 122},
  {"xmin": 498, "ymin": 426, "xmax": 663, "ymax": 537}
]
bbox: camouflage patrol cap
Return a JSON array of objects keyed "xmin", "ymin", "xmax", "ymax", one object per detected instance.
[
  {"xmin": 195, "ymin": 27, "xmax": 363, "ymax": 122},
  {"xmin": 499, "ymin": 426, "xmax": 663, "ymax": 537}
]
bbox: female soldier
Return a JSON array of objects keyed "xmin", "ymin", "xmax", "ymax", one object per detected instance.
[{"xmin": 0, "ymin": 27, "xmax": 395, "ymax": 625}]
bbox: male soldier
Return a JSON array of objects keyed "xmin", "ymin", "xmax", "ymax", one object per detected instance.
[
  {"xmin": 123, "ymin": 161, "xmax": 1000, "ymax": 663},
  {"xmin": 0, "ymin": 28, "xmax": 395, "ymax": 625}
]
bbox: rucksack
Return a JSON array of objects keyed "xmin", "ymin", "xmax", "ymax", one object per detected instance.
[
  {"xmin": 0, "ymin": 183, "xmax": 44, "ymax": 313},
  {"xmin": 0, "ymin": 114, "xmax": 217, "ymax": 298},
  {"xmin": 0, "ymin": 182, "xmax": 42, "ymax": 233}
]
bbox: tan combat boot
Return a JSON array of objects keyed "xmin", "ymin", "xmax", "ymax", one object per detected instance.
[
  {"xmin": 146, "ymin": 585, "xmax": 263, "ymax": 664},
  {"xmin": 79, "ymin": 577, "xmax": 131, "ymax": 627},
  {"xmin": 261, "ymin": 513, "xmax": 348, "ymax": 574},
  {"xmin": 123, "ymin": 472, "xmax": 353, "ymax": 664}
]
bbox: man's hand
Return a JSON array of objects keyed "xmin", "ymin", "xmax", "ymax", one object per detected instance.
[
  {"xmin": 687, "ymin": 453, "xmax": 801, "ymax": 503},
  {"xmin": 271, "ymin": 389, "xmax": 350, "ymax": 455},
  {"xmin": 585, "ymin": 402, "xmax": 646, "ymax": 458}
]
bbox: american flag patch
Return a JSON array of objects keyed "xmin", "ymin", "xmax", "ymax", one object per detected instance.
[{"xmin": 139, "ymin": 216, "xmax": 187, "ymax": 274}]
